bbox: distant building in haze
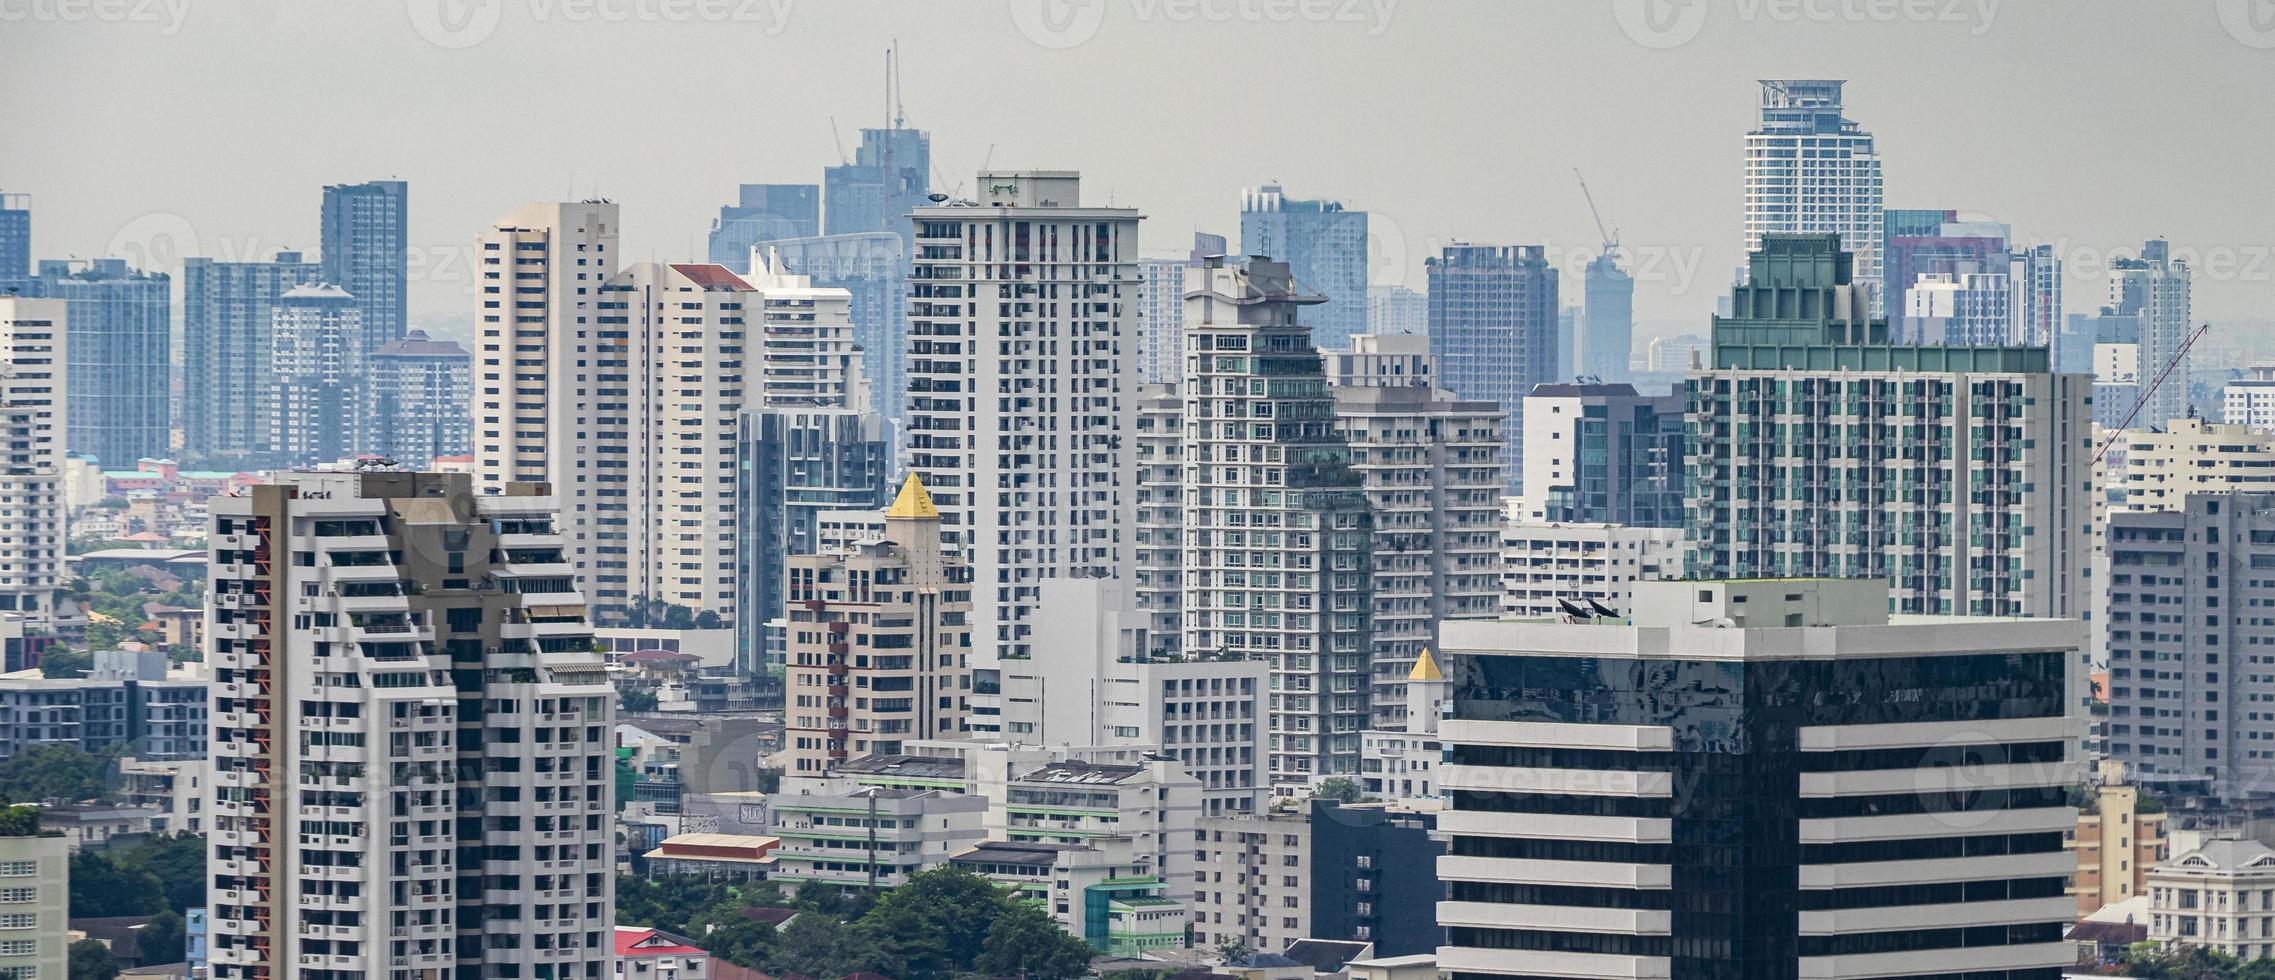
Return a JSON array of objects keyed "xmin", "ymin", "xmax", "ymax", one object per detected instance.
[{"xmin": 1241, "ymin": 183, "xmax": 1369, "ymax": 352}]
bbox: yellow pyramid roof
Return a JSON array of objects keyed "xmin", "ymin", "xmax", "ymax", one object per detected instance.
[
  {"xmin": 1409, "ymin": 647, "xmax": 1443, "ymax": 682},
  {"xmin": 886, "ymin": 473, "xmax": 939, "ymax": 520}
]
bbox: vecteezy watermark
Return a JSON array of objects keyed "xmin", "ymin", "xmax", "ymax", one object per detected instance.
[
  {"xmin": 1010, "ymin": 0, "xmax": 1396, "ymax": 50},
  {"xmin": 407, "ymin": 0, "xmax": 794, "ymax": 50},
  {"xmin": 1613, "ymin": 0, "xmax": 1997, "ymax": 48},
  {"xmin": 0, "ymin": 0, "xmax": 189, "ymax": 35},
  {"xmin": 2218, "ymin": 0, "xmax": 2275, "ymax": 48}
]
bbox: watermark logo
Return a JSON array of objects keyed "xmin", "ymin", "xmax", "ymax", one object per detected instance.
[
  {"xmin": 1010, "ymin": 0, "xmax": 1107, "ymax": 48},
  {"xmin": 2218, "ymin": 0, "xmax": 2275, "ymax": 48},
  {"xmin": 1617, "ymin": 0, "xmax": 1997, "ymax": 47},
  {"xmin": 1013, "ymin": 0, "xmax": 1396, "ymax": 49},
  {"xmin": 0, "ymin": 0, "xmax": 189, "ymax": 34},
  {"xmin": 409, "ymin": 0, "xmax": 794, "ymax": 49},
  {"xmin": 407, "ymin": 0, "xmax": 503, "ymax": 49},
  {"xmin": 104, "ymin": 212, "xmax": 201, "ymax": 277},
  {"xmin": 1613, "ymin": 0, "xmax": 1708, "ymax": 49}
]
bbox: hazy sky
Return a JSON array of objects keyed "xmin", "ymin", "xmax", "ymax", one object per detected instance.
[{"xmin": 4, "ymin": 1, "xmax": 2272, "ymax": 340}]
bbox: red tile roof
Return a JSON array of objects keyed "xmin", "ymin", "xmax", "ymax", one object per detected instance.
[
  {"xmin": 614, "ymin": 928, "xmax": 706, "ymax": 958},
  {"xmin": 670, "ymin": 263, "xmax": 753, "ymax": 291}
]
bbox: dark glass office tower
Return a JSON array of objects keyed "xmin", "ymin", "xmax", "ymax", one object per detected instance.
[{"xmin": 1436, "ymin": 578, "xmax": 2081, "ymax": 980}]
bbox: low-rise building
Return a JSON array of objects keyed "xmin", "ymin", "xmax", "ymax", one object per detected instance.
[
  {"xmin": 35, "ymin": 803, "xmax": 155, "ymax": 852},
  {"xmin": 995, "ymin": 758, "xmax": 1202, "ymax": 905},
  {"xmin": 953, "ymin": 837, "xmax": 1190, "ymax": 956},
  {"xmin": 613, "ymin": 927, "xmax": 709, "ymax": 980},
  {"xmin": 2072, "ymin": 766, "xmax": 2170, "ymax": 917},
  {"xmin": 116, "ymin": 758, "xmax": 203, "ymax": 835},
  {"xmin": 2120, "ymin": 417, "xmax": 2275, "ymax": 511},
  {"xmin": 1192, "ymin": 800, "xmax": 1443, "ymax": 957},
  {"xmin": 766, "ymin": 788, "xmax": 986, "ymax": 888},
  {"xmin": 2147, "ymin": 837, "xmax": 2275, "ymax": 960},
  {"xmin": 641, "ymin": 833, "xmax": 780, "ymax": 880}
]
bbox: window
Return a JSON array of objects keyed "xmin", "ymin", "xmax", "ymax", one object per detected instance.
[
  {"xmin": 0, "ymin": 914, "xmax": 33, "ymax": 929},
  {"xmin": 0, "ymin": 864, "xmax": 31, "ymax": 878},
  {"xmin": 0, "ymin": 889, "xmax": 29, "ymax": 903},
  {"xmin": 0, "ymin": 941, "xmax": 30, "ymax": 956}
]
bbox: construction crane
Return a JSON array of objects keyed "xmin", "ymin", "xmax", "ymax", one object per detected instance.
[
  {"xmin": 1573, "ymin": 168, "xmax": 1619, "ymax": 262},
  {"xmin": 2092, "ymin": 322, "xmax": 2213, "ymax": 465}
]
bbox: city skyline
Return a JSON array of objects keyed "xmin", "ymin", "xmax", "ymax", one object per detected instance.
[{"xmin": 4, "ymin": 4, "xmax": 2273, "ymax": 340}]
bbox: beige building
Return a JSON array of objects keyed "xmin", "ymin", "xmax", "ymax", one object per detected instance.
[
  {"xmin": 2120, "ymin": 417, "xmax": 2275, "ymax": 511},
  {"xmin": 2148, "ymin": 837, "xmax": 2275, "ymax": 960},
  {"xmin": 2072, "ymin": 774, "xmax": 2169, "ymax": 917},
  {"xmin": 781, "ymin": 475, "xmax": 972, "ymax": 780},
  {"xmin": 0, "ymin": 815, "xmax": 69, "ymax": 980}
]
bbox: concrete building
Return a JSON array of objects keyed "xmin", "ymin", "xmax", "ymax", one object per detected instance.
[
  {"xmin": 1498, "ymin": 520, "xmax": 1681, "ymax": 620},
  {"xmin": 1358, "ymin": 648, "xmax": 1449, "ymax": 801},
  {"xmin": 2011, "ymin": 243, "xmax": 2064, "ymax": 349},
  {"xmin": 1746, "ymin": 80, "xmax": 1885, "ymax": 315},
  {"xmin": 118, "ymin": 757, "xmax": 205, "ymax": 835},
  {"xmin": 319, "ymin": 180, "xmax": 408, "ymax": 357},
  {"xmin": 1329, "ymin": 357, "xmax": 1504, "ymax": 728},
  {"xmin": 2118, "ymin": 417, "xmax": 2275, "ymax": 511},
  {"xmin": 823, "ymin": 125, "xmax": 930, "ymax": 425},
  {"xmin": 1367, "ymin": 285, "xmax": 1426, "ymax": 338},
  {"xmin": 780, "ymin": 475, "xmax": 971, "ymax": 780},
  {"xmin": 2102, "ymin": 492, "xmax": 2275, "ymax": 797},
  {"xmin": 1179, "ymin": 256, "xmax": 1373, "ymax": 789},
  {"xmin": 2147, "ymin": 837, "xmax": 2275, "ymax": 961},
  {"xmin": 762, "ymin": 232, "xmax": 907, "ymax": 427},
  {"xmin": 1136, "ymin": 233, "xmax": 1226, "ymax": 388},
  {"xmin": 2072, "ymin": 769, "xmax": 2169, "ymax": 917},
  {"xmin": 1516, "ymin": 382, "xmax": 1685, "ymax": 527},
  {"xmin": 1009, "ymin": 578, "xmax": 1267, "ymax": 816},
  {"xmin": 765, "ymin": 788, "xmax": 985, "ymax": 889},
  {"xmin": 204, "ymin": 471, "xmax": 615, "ymax": 980},
  {"xmin": 1240, "ymin": 184, "xmax": 1368, "ymax": 353},
  {"xmin": 1881, "ymin": 211, "xmax": 2009, "ymax": 336},
  {"xmin": 996, "ymin": 757, "xmax": 1202, "ymax": 905},
  {"xmin": 1688, "ymin": 234, "xmax": 2093, "ymax": 619},
  {"xmin": 613, "ymin": 926, "xmax": 710, "ymax": 980},
  {"xmin": 1436, "ymin": 578, "xmax": 2082, "ymax": 980},
  {"xmin": 1325, "ymin": 334, "xmax": 1435, "ymax": 390},
  {"xmin": 0, "ymin": 650, "xmax": 206, "ymax": 764},
  {"xmin": 729, "ymin": 407, "xmax": 889, "ymax": 677},
  {"xmin": 368, "ymin": 330, "xmax": 472, "ymax": 468},
  {"xmin": 705, "ymin": 183, "xmax": 820, "ymax": 266},
  {"xmin": 0, "ymin": 297, "xmax": 67, "ymax": 631},
  {"xmin": 1426, "ymin": 244, "xmax": 1557, "ymax": 483},
  {"xmin": 0, "ymin": 813, "xmax": 69, "ymax": 980},
  {"xmin": 1905, "ymin": 270, "xmax": 2015, "ymax": 346},
  {"xmin": 35, "ymin": 258, "xmax": 169, "ymax": 467},
  {"xmin": 904, "ymin": 171, "xmax": 1140, "ymax": 667},
  {"xmin": 0, "ymin": 192, "xmax": 26, "ymax": 292},
  {"xmin": 1133, "ymin": 384, "xmax": 1185, "ymax": 658},
  {"xmin": 2224, "ymin": 365, "xmax": 2275, "ymax": 433},
  {"xmin": 1193, "ymin": 800, "xmax": 1444, "ymax": 958},
  {"xmin": 181, "ymin": 251, "xmax": 323, "ymax": 466},
  {"xmin": 2108, "ymin": 239, "xmax": 2194, "ymax": 429},
  {"xmin": 267, "ymin": 283, "xmax": 366, "ymax": 466},
  {"xmin": 953, "ymin": 837, "xmax": 1191, "ymax": 956}
]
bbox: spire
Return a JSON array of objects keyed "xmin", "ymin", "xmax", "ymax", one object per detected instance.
[
  {"xmin": 886, "ymin": 472, "xmax": 938, "ymax": 520},
  {"xmin": 1409, "ymin": 647, "xmax": 1443, "ymax": 682}
]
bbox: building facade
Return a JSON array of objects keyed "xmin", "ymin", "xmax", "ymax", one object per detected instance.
[
  {"xmin": 1745, "ymin": 80, "xmax": 1885, "ymax": 315},
  {"xmin": 730, "ymin": 407, "xmax": 890, "ymax": 676},
  {"xmin": 1579, "ymin": 252, "xmax": 1632, "ymax": 384},
  {"xmin": 1436, "ymin": 578, "xmax": 2082, "ymax": 980},
  {"xmin": 1516, "ymin": 382, "xmax": 1685, "ymax": 527},
  {"xmin": 1367, "ymin": 285, "xmax": 1426, "ymax": 338},
  {"xmin": 267, "ymin": 283, "xmax": 366, "ymax": 466},
  {"xmin": 320, "ymin": 180, "xmax": 408, "ymax": 357},
  {"xmin": 2118, "ymin": 418, "xmax": 2275, "ymax": 511},
  {"xmin": 2146, "ymin": 838, "xmax": 2275, "ymax": 961},
  {"xmin": 1499, "ymin": 520, "xmax": 1682, "ymax": 620},
  {"xmin": 1240, "ymin": 184, "xmax": 1368, "ymax": 353},
  {"xmin": 36, "ymin": 258, "xmax": 169, "ymax": 467},
  {"xmin": 205, "ymin": 471, "xmax": 615, "ymax": 980},
  {"xmin": 181, "ymin": 251, "xmax": 323, "ymax": 465},
  {"xmin": 0, "ymin": 817, "xmax": 69, "ymax": 980},
  {"xmin": 369, "ymin": 329, "xmax": 473, "ymax": 468},
  {"xmin": 0, "ymin": 297, "xmax": 66, "ymax": 630},
  {"xmin": 904, "ymin": 171, "xmax": 1140, "ymax": 666},
  {"xmin": 705, "ymin": 183, "xmax": 820, "ymax": 266},
  {"xmin": 1426, "ymin": 244, "xmax": 1557, "ymax": 484},
  {"xmin": 2108, "ymin": 239, "xmax": 2193, "ymax": 429}
]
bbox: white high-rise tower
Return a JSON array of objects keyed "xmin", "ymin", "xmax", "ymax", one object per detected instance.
[{"xmin": 1745, "ymin": 80, "xmax": 1886, "ymax": 313}]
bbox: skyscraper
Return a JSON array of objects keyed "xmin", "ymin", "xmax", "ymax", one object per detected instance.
[
  {"xmin": 2010, "ymin": 242, "xmax": 2064, "ymax": 347},
  {"xmin": 319, "ymin": 179, "xmax": 408, "ymax": 355},
  {"xmin": 36, "ymin": 258, "xmax": 169, "ymax": 466},
  {"xmin": 1135, "ymin": 232, "xmax": 1227, "ymax": 388},
  {"xmin": 1579, "ymin": 251, "xmax": 1632, "ymax": 382},
  {"xmin": 1687, "ymin": 234, "xmax": 2093, "ymax": 619},
  {"xmin": 730, "ymin": 407, "xmax": 889, "ymax": 677},
  {"xmin": 205, "ymin": 471, "xmax": 615, "ymax": 980},
  {"xmin": 1746, "ymin": 80, "xmax": 1885, "ymax": 313},
  {"xmin": 2108, "ymin": 238, "xmax": 2193, "ymax": 429},
  {"xmin": 823, "ymin": 127, "xmax": 930, "ymax": 238},
  {"xmin": 1437, "ymin": 578, "xmax": 2082, "ymax": 980},
  {"xmin": 182, "ymin": 251, "xmax": 323, "ymax": 466},
  {"xmin": 1881, "ymin": 210, "xmax": 2006, "ymax": 327},
  {"xmin": 267, "ymin": 283, "xmax": 366, "ymax": 466},
  {"xmin": 1240, "ymin": 183, "xmax": 1369, "ymax": 352},
  {"xmin": 904, "ymin": 171, "xmax": 1140, "ymax": 667},
  {"xmin": 369, "ymin": 329, "xmax": 471, "ymax": 468},
  {"xmin": 1426, "ymin": 243, "xmax": 1557, "ymax": 485},
  {"xmin": 0, "ymin": 192, "xmax": 29, "ymax": 294},
  {"xmin": 706, "ymin": 183, "xmax": 820, "ymax": 266},
  {"xmin": 0, "ymin": 297, "xmax": 67, "ymax": 630},
  {"xmin": 1179, "ymin": 256, "xmax": 1373, "ymax": 788},
  {"xmin": 1517, "ymin": 381, "xmax": 1686, "ymax": 527},
  {"xmin": 781, "ymin": 474, "xmax": 971, "ymax": 778},
  {"xmin": 763, "ymin": 232, "xmax": 906, "ymax": 425},
  {"xmin": 1366, "ymin": 284, "xmax": 1426, "ymax": 338},
  {"xmin": 1904, "ymin": 270, "xmax": 2015, "ymax": 345}
]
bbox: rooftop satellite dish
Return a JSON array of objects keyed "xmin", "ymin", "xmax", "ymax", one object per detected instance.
[{"xmin": 927, "ymin": 192, "xmax": 948, "ymax": 203}]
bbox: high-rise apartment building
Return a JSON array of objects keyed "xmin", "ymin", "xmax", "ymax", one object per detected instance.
[
  {"xmin": 0, "ymin": 297, "xmax": 67, "ymax": 630},
  {"xmin": 319, "ymin": 180, "xmax": 408, "ymax": 356},
  {"xmin": 706, "ymin": 183, "xmax": 820, "ymax": 266},
  {"xmin": 369, "ymin": 330, "xmax": 472, "ymax": 468},
  {"xmin": 1240, "ymin": 184, "xmax": 1368, "ymax": 352},
  {"xmin": 1905, "ymin": 270, "xmax": 2015, "ymax": 345},
  {"xmin": 268, "ymin": 284, "xmax": 366, "ymax": 467},
  {"xmin": 2224, "ymin": 365, "xmax": 2275, "ymax": 433},
  {"xmin": 904, "ymin": 171, "xmax": 1140, "ymax": 666},
  {"xmin": 2118, "ymin": 418, "xmax": 2275, "ymax": 510},
  {"xmin": 1498, "ymin": 520, "xmax": 1682, "ymax": 619},
  {"xmin": 1367, "ymin": 284, "xmax": 1426, "ymax": 338},
  {"xmin": 2062, "ymin": 308, "xmax": 2148, "ymax": 430},
  {"xmin": 2011, "ymin": 242, "xmax": 2064, "ymax": 347},
  {"xmin": 1746, "ymin": 80, "xmax": 1885, "ymax": 314},
  {"xmin": 474, "ymin": 200, "xmax": 619, "ymax": 489},
  {"xmin": 730, "ymin": 407, "xmax": 889, "ymax": 676},
  {"xmin": 1579, "ymin": 252, "xmax": 1632, "ymax": 383},
  {"xmin": 1136, "ymin": 233, "xmax": 1226, "ymax": 388},
  {"xmin": 823, "ymin": 125, "xmax": 929, "ymax": 424},
  {"xmin": 1882, "ymin": 211, "xmax": 2007, "ymax": 330},
  {"xmin": 36, "ymin": 258, "xmax": 169, "ymax": 466},
  {"xmin": 1328, "ymin": 354, "xmax": 1503, "ymax": 729},
  {"xmin": 1325, "ymin": 333, "xmax": 1435, "ymax": 389},
  {"xmin": 1179, "ymin": 256, "xmax": 1373, "ymax": 788},
  {"xmin": 2108, "ymin": 239, "xmax": 2194, "ymax": 429},
  {"xmin": 1516, "ymin": 382, "xmax": 1686, "ymax": 526},
  {"xmin": 1427, "ymin": 244, "xmax": 1557, "ymax": 484},
  {"xmin": 780, "ymin": 475, "xmax": 971, "ymax": 779},
  {"xmin": 2103, "ymin": 492, "xmax": 2275, "ymax": 798},
  {"xmin": 763, "ymin": 232, "xmax": 907, "ymax": 426},
  {"xmin": 182, "ymin": 251, "xmax": 323, "ymax": 466},
  {"xmin": 1688, "ymin": 234, "xmax": 2093, "ymax": 619},
  {"xmin": 0, "ymin": 192, "xmax": 28, "ymax": 293},
  {"xmin": 1437, "ymin": 578, "xmax": 2082, "ymax": 980},
  {"xmin": 205, "ymin": 471, "xmax": 614, "ymax": 980},
  {"xmin": 1133, "ymin": 383, "xmax": 1185, "ymax": 657}
]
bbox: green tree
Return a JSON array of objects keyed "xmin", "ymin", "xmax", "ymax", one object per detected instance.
[
  {"xmin": 686, "ymin": 903, "xmax": 778, "ymax": 969},
  {"xmin": 67, "ymin": 852, "xmax": 164, "ymax": 917},
  {"xmin": 619, "ymin": 688, "xmax": 659, "ymax": 713},
  {"xmin": 2126, "ymin": 942, "xmax": 2245, "ymax": 979},
  {"xmin": 1216, "ymin": 938, "xmax": 1254, "ymax": 962},
  {"xmin": 975, "ymin": 901, "xmax": 1095, "ymax": 979},
  {"xmin": 855, "ymin": 867, "xmax": 1015, "ymax": 979},
  {"xmin": 39, "ymin": 648, "xmax": 91, "ymax": 679},
  {"xmin": 0, "ymin": 803, "xmax": 41, "ymax": 836},
  {"xmin": 68, "ymin": 939, "xmax": 118, "ymax": 980},
  {"xmin": 1311, "ymin": 777, "xmax": 1363, "ymax": 804},
  {"xmin": 138, "ymin": 909, "xmax": 186, "ymax": 964},
  {"xmin": 118, "ymin": 834, "xmax": 207, "ymax": 914},
  {"xmin": 0, "ymin": 743, "xmax": 113, "ymax": 803},
  {"xmin": 768, "ymin": 912, "xmax": 850, "ymax": 978}
]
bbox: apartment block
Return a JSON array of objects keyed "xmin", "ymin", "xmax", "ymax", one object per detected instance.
[
  {"xmin": 1516, "ymin": 382, "xmax": 1684, "ymax": 527},
  {"xmin": 0, "ymin": 297, "xmax": 66, "ymax": 629},
  {"xmin": 1498, "ymin": 520, "xmax": 1681, "ymax": 620}
]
